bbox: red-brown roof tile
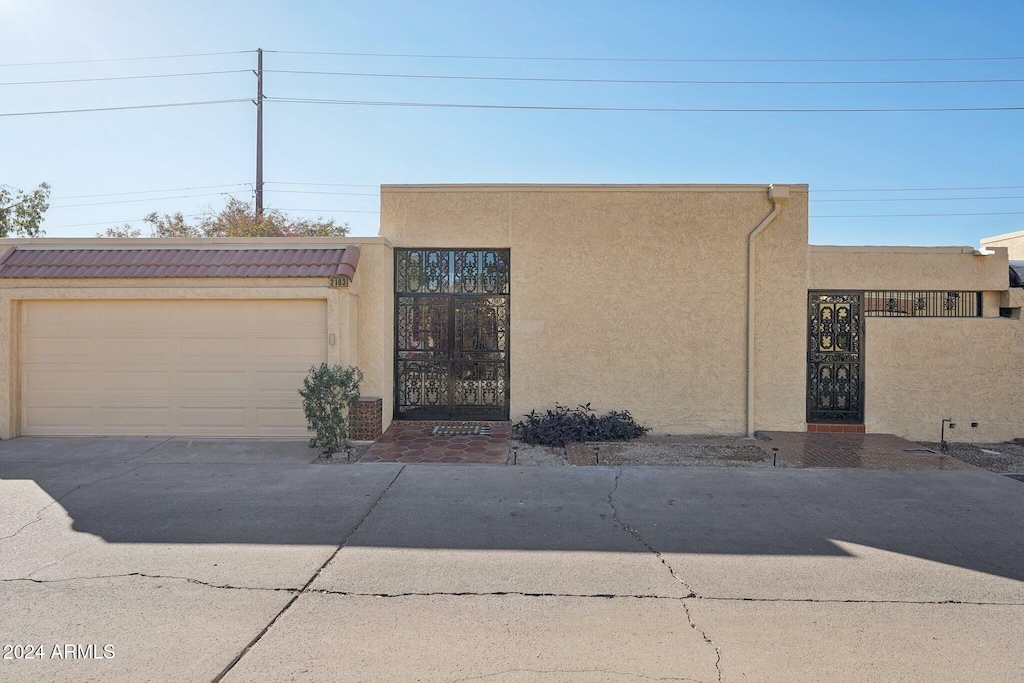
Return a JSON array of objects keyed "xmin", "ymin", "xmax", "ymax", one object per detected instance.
[{"xmin": 0, "ymin": 246, "xmax": 360, "ymax": 279}]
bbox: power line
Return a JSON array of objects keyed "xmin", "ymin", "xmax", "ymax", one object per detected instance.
[
  {"xmin": 0, "ymin": 50, "xmax": 255, "ymax": 68},
  {"xmin": 812, "ymin": 211, "xmax": 1024, "ymax": 218},
  {"xmin": 269, "ymin": 96, "xmax": 1024, "ymax": 114},
  {"xmin": 266, "ymin": 68, "xmax": 1024, "ymax": 87},
  {"xmin": 266, "ymin": 49, "xmax": 1024, "ymax": 64},
  {"xmin": 268, "ymin": 189, "xmax": 379, "ymax": 196},
  {"xmin": 0, "ymin": 70, "xmax": 249, "ymax": 87},
  {"xmin": 51, "ymin": 191, "xmax": 250, "ymax": 209},
  {"xmin": 41, "ymin": 214, "xmax": 206, "ymax": 230},
  {"xmin": 266, "ymin": 181, "xmax": 379, "ymax": 188},
  {"xmin": 54, "ymin": 184, "xmax": 251, "ymax": 200},
  {"xmin": 813, "ymin": 184, "xmax": 1024, "ymax": 193},
  {"xmin": 812, "ymin": 195, "xmax": 1024, "ymax": 203},
  {"xmin": 271, "ymin": 207, "xmax": 380, "ymax": 213},
  {"xmin": 0, "ymin": 98, "xmax": 251, "ymax": 117}
]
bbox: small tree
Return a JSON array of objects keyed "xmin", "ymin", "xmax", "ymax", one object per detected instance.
[
  {"xmin": 97, "ymin": 198, "xmax": 350, "ymax": 238},
  {"xmin": 299, "ymin": 363, "xmax": 364, "ymax": 456},
  {"xmin": 97, "ymin": 224, "xmax": 142, "ymax": 238},
  {"xmin": 0, "ymin": 182, "xmax": 50, "ymax": 237}
]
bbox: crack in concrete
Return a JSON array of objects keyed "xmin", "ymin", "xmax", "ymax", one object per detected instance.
[
  {"xmin": 0, "ymin": 572, "xmax": 299, "ymax": 592},
  {"xmin": 608, "ymin": 467, "xmax": 723, "ymax": 682},
  {"xmin": 25, "ymin": 544, "xmax": 91, "ymax": 579},
  {"xmin": 0, "ymin": 462, "xmax": 153, "ymax": 543},
  {"xmin": 309, "ymin": 588, "xmax": 676, "ymax": 600},
  {"xmin": 302, "ymin": 590, "xmax": 1024, "ymax": 607},
  {"xmin": 212, "ymin": 464, "xmax": 407, "ymax": 683},
  {"xmin": 682, "ymin": 598, "xmax": 722, "ymax": 682},
  {"xmin": 448, "ymin": 667, "xmax": 705, "ymax": 682},
  {"xmin": 7, "ymin": 574, "xmax": 1017, "ymax": 607},
  {"xmin": 121, "ymin": 436, "xmax": 176, "ymax": 463},
  {"xmin": 606, "ymin": 467, "xmax": 697, "ymax": 597}
]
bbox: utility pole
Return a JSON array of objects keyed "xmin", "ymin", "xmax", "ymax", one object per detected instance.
[{"xmin": 255, "ymin": 47, "xmax": 264, "ymax": 218}]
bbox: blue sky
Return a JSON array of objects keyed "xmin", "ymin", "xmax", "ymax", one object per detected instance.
[{"xmin": 2, "ymin": 0, "xmax": 1023, "ymax": 244}]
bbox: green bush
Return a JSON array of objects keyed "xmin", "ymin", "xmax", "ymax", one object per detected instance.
[{"xmin": 299, "ymin": 363, "xmax": 364, "ymax": 456}]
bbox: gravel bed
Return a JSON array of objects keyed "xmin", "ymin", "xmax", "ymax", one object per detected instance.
[
  {"xmin": 312, "ymin": 442, "xmax": 372, "ymax": 464},
  {"xmin": 921, "ymin": 441, "xmax": 1024, "ymax": 474},
  {"xmin": 509, "ymin": 441, "xmax": 569, "ymax": 466},
  {"xmin": 595, "ymin": 442, "xmax": 771, "ymax": 467},
  {"xmin": 508, "ymin": 439, "xmax": 771, "ymax": 467}
]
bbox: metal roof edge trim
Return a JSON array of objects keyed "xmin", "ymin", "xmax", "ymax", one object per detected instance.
[
  {"xmin": 380, "ymin": 183, "xmax": 809, "ymax": 193},
  {"xmin": 809, "ymin": 245, "xmax": 981, "ymax": 254},
  {"xmin": 980, "ymin": 229, "xmax": 1024, "ymax": 245},
  {"xmin": 0, "ymin": 236, "xmax": 393, "ymax": 248}
]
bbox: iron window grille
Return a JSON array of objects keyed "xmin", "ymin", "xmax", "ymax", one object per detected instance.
[{"xmin": 863, "ymin": 291, "xmax": 981, "ymax": 318}]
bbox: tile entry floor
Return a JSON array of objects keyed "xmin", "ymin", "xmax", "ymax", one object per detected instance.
[
  {"xmin": 762, "ymin": 431, "xmax": 979, "ymax": 470},
  {"xmin": 359, "ymin": 421, "xmax": 512, "ymax": 464}
]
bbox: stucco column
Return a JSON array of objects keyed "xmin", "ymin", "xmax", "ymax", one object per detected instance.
[
  {"xmin": 0, "ymin": 298, "xmax": 14, "ymax": 439},
  {"xmin": 334, "ymin": 288, "xmax": 359, "ymax": 366},
  {"xmin": 327, "ymin": 290, "xmax": 342, "ymax": 366}
]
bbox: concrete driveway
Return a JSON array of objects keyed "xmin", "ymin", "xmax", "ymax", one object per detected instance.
[{"xmin": 1, "ymin": 437, "xmax": 1022, "ymax": 682}]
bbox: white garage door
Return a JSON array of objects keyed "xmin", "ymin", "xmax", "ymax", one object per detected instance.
[{"xmin": 20, "ymin": 299, "xmax": 327, "ymax": 437}]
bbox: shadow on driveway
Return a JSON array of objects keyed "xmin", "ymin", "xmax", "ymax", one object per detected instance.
[{"xmin": 1, "ymin": 437, "xmax": 1022, "ymax": 582}]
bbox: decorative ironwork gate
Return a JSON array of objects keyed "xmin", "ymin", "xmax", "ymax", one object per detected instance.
[
  {"xmin": 807, "ymin": 292, "xmax": 864, "ymax": 424},
  {"xmin": 395, "ymin": 249, "xmax": 510, "ymax": 419}
]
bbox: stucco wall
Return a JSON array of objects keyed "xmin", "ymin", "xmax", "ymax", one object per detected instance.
[
  {"xmin": 352, "ymin": 242, "xmax": 395, "ymax": 432},
  {"xmin": 380, "ymin": 184, "xmax": 809, "ymax": 434},
  {"xmin": 809, "ymin": 246, "xmax": 1008, "ymax": 292},
  {"xmin": 981, "ymin": 230, "xmax": 1024, "ymax": 260},
  {"xmin": 865, "ymin": 318, "xmax": 1024, "ymax": 442}
]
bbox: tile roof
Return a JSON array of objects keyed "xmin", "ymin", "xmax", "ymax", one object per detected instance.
[{"xmin": 0, "ymin": 246, "xmax": 360, "ymax": 279}]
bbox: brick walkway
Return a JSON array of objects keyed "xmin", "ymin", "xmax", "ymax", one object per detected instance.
[
  {"xmin": 359, "ymin": 421, "xmax": 511, "ymax": 464},
  {"xmin": 761, "ymin": 431, "xmax": 978, "ymax": 470}
]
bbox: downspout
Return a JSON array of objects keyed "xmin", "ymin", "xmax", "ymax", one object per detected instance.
[{"xmin": 746, "ymin": 184, "xmax": 790, "ymax": 437}]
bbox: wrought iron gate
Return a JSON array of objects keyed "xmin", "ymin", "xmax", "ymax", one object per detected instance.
[
  {"xmin": 807, "ymin": 292, "xmax": 864, "ymax": 424},
  {"xmin": 395, "ymin": 249, "xmax": 510, "ymax": 420}
]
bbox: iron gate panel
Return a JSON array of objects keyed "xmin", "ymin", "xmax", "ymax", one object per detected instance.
[
  {"xmin": 807, "ymin": 292, "xmax": 864, "ymax": 423},
  {"xmin": 395, "ymin": 249, "xmax": 510, "ymax": 419}
]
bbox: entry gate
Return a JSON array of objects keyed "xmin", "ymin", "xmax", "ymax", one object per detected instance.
[
  {"xmin": 395, "ymin": 249, "xmax": 510, "ymax": 420},
  {"xmin": 807, "ymin": 292, "xmax": 864, "ymax": 424}
]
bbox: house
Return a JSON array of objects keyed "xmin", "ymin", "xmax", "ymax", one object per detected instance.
[{"xmin": 0, "ymin": 183, "xmax": 1020, "ymax": 443}]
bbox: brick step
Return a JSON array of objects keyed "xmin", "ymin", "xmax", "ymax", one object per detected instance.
[{"xmin": 807, "ymin": 423, "xmax": 865, "ymax": 434}]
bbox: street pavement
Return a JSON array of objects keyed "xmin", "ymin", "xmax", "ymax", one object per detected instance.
[{"xmin": 1, "ymin": 437, "xmax": 1022, "ymax": 682}]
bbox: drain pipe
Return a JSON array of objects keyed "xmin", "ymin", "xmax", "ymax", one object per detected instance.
[{"xmin": 746, "ymin": 184, "xmax": 790, "ymax": 437}]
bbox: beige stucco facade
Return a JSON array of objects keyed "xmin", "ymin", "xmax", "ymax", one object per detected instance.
[
  {"xmin": 377, "ymin": 184, "xmax": 810, "ymax": 435},
  {"xmin": 981, "ymin": 229, "xmax": 1024, "ymax": 260},
  {"xmin": 0, "ymin": 185, "xmax": 1021, "ymax": 444},
  {"xmin": 808, "ymin": 244, "xmax": 1021, "ymax": 442}
]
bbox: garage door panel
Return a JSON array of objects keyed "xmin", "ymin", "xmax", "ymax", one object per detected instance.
[
  {"xmin": 20, "ymin": 299, "xmax": 327, "ymax": 437},
  {"xmin": 256, "ymin": 300, "xmax": 322, "ymax": 323},
  {"xmin": 101, "ymin": 338, "xmax": 174, "ymax": 362},
  {"xmin": 179, "ymin": 370, "xmax": 249, "ymax": 392},
  {"xmin": 23, "ymin": 369, "xmax": 93, "ymax": 392},
  {"xmin": 179, "ymin": 337, "xmax": 250, "ymax": 359},
  {"xmin": 184, "ymin": 301, "xmax": 250, "ymax": 323},
  {"xmin": 255, "ymin": 369, "xmax": 314, "ymax": 393},
  {"xmin": 22, "ymin": 407, "xmax": 94, "ymax": 435},
  {"xmin": 101, "ymin": 370, "xmax": 173, "ymax": 390},
  {"xmin": 256, "ymin": 337, "xmax": 324, "ymax": 360},
  {"xmin": 178, "ymin": 407, "xmax": 249, "ymax": 429},
  {"xmin": 22, "ymin": 337, "xmax": 78, "ymax": 362},
  {"xmin": 97, "ymin": 407, "xmax": 173, "ymax": 432},
  {"xmin": 22, "ymin": 300, "xmax": 96, "ymax": 325},
  {"xmin": 253, "ymin": 407, "xmax": 309, "ymax": 434}
]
